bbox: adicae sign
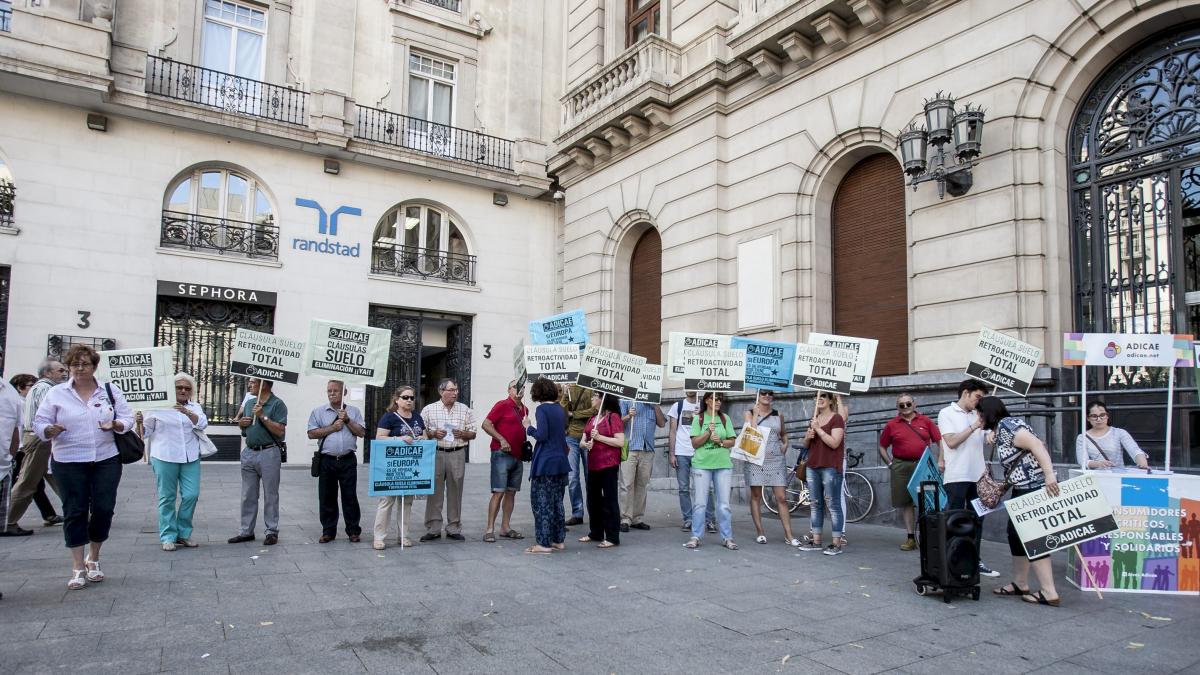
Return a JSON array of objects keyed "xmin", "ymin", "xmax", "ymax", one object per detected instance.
[
  {"xmin": 576, "ymin": 345, "xmax": 646, "ymax": 400},
  {"xmin": 965, "ymin": 327, "xmax": 1041, "ymax": 396},
  {"xmin": 808, "ymin": 333, "xmax": 878, "ymax": 393},
  {"xmin": 97, "ymin": 347, "xmax": 174, "ymax": 409},
  {"xmin": 791, "ymin": 343, "xmax": 856, "ymax": 395},
  {"xmin": 668, "ymin": 332, "xmax": 731, "ymax": 379},
  {"xmin": 682, "ymin": 348, "xmax": 746, "ymax": 393},
  {"xmin": 524, "ymin": 344, "xmax": 581, "ymax": 384},
  {"xmin": 230, "ymin": 329, "xmax": 305, "ymax": 384},
  {"xmin": 1006, "ymin": 473, "xmax": 1119, "ymax": 558},
  {"xmin": 304, "ymin": 319, "xmax": 391, "ymax": 386}
]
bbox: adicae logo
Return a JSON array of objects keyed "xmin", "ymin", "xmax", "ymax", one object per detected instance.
[{"xmin": 1103, "ymin": 341, "xmax": 1121, "ymax": 359}]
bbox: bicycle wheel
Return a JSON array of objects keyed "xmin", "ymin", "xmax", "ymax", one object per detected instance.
[
  {"xmin": 763, "ymin": 472, "xmax": 809, "ymax": 515},
  {"xmin": 842, "ymin": 470, "xmax": 874, "ymax": 523}
]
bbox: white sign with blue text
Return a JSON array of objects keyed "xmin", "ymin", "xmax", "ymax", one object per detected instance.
[
  {"xmin": 730, "ymin": 337, "xmax": 795, "ymax": 392},
  {"xmin": 529, "ymin": 309, "xmax": 589, "ymax": 346}
]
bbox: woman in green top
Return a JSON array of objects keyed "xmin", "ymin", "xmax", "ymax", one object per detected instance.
[{"xmin": 683, "ymin": 392, "xmax": 738, "ymax": 550}]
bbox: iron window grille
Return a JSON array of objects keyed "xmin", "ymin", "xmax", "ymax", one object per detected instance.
[{"xmin": 46, "ymin": 335, "xmax": 117, "ymax": 361}]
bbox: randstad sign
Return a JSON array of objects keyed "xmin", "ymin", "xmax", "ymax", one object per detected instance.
[{"xmin": 293, "ymin": 198, "xmax": 362, "ymax": 257}]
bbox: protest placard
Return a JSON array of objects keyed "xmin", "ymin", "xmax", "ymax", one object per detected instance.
[
  {"xmin": 577, "ymin": 345, "xmax": 646, "ymax": 399},
  {"xmin": 97, "ymin": 346, "xmax": 174, "ymax": 409},
  {"xmin": 1006, "ymin": 473, "xmax": 1119, "ymax": 559},
  {"xmin": 965, "ymin": 327, "xmax": 1042, "ymax": 396},
  {"xmin": 525, "ymin": 343, "xmax": 580, "ymax": 384},
  {"xmin": 730, "ymin": 337, "xmax": 795, "ymax": 391},
  {"xmin": 791, "ymin": 343, "xmax": 856, "ymax": 395},
  {"xmin": 368, "ymin": 439, "xmax": 437, "ymax": 497},
  {"xmin": 635, "ymin": 363, "xmax": 664, "ymax": 403},
  {"xmin": 513, "ymin": 340, "xmax": 527, "ymax": 388},
  {"xmin": 304, "ymin": 320, "xmax": 391, "ymax": 386},
  {"xmin": 808, "ymin": 333, "xmax": 878, "ymax": 392},
  {"xmin": 683, "ymin": 348, "xmax": 746, "ymax": 393},
  {"xmin": 230, "ymin": 328, "xmax": 305, "ymax": 384},
  {"xmin": 529, "ymin": 309, "xmax": 589, "ymax": 346},
  {"xmin": 668, "ymin": 332, "xmax": 731, "ymax": 379}
]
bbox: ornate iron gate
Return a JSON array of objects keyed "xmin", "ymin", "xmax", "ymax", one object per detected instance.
[{"xmin": 154, "ymin": 297, "xmax": 274, "ymax": 424}]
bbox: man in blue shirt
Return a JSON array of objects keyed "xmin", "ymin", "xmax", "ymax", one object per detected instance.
[
  {"xmin": 618, "ymin": 399, "xmax": 665, "ymax": 531},
  {"xmin": 230, "ymin": 378, "xmax": 287, "ymax": 546},
  {"xmin": 307, "ymin": 380, "xmax": 367, "ymax": 543}
]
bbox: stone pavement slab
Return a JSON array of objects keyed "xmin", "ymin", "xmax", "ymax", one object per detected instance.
[{"xmin": 1, "ymin": 462, "xmax": 1197, "ymax": 674}]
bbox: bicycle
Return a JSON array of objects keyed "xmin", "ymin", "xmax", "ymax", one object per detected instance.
[{"xmin": 762, "ymin": 449, "xmax": 875, "ymax": 523}]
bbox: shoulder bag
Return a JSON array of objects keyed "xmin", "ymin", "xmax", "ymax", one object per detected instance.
[
  {"xmin": 252, "ymin": 399, "xmax": 288, "ymax": 464},
  {"xmin": 104, "ymin": 382, "xmax": 145, "ymax": 464},
  {"xmin": 1085, "ymin": 434, "xmax": 1113, "ymax": 466},
  {"xmin": 516, "ymin": 401, "xmax": 533, "ymax": 462},
  {"xmin": 976, "ymin": 421, "xmax": 1009, "ymax": 509}
]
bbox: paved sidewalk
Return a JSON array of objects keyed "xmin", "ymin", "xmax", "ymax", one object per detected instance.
[{"xmin": 1, "ymin": 463, "xmax": 1197, "ymax": 674}]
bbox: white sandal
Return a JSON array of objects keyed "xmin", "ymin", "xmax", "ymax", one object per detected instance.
[
  {"xmin": 755, "ymin": 535, "xmax": 768, "ymax": 544},
  {"xmin": 84, "ymin": 558, "xmax": 104, "ymax": 582},
  {"xmin": 68, "ymin": 569, "xmax": 87, "ymax": 590}
]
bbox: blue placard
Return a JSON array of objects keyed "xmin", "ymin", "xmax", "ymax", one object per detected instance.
[
  {"xmin": 368, "ymin": 439, "xmax": 437, "ymax": 497},
  {"xmin": 906, "ymin": 448, "xmax": 948, "ymax": 513},
  {"xmin": 730, "ymin": 337, "xmax": 796, "ymax": 392},
  {"xmin": 529, "ymin": 309, "xmax": 589, "ymax": 346}
]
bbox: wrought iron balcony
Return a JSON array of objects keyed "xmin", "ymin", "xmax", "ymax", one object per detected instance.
[
  {"xmin": 371, "ymin": 242, "xmax": 477, "ymax": 285},
  {"xmin": 160, "ymin": 210, "xmax": 280, "ymax": 260},
  {"xmin": 417, "ymin": 0, "xmax": 460, "ymax": 10},
  {"xmin": 354, "ymin": 105, "xmax": 514, "ymax": 171},
  {"xmin": 0, "ymin": 181, "xmax": 13, "ymax": 228},
  {"xmin": 145, "ymin": 55, "xmax": 308, "ymax": 126}
]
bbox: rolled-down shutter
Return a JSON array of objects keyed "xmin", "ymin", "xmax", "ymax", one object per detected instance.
[{"xmin": 629, "ymin": 227, "xmax": 662, "ymax": 362}]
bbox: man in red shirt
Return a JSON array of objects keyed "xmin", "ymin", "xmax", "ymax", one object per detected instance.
[
  {"xmin": 481, "ymin": 380, "xmax": 528, "ymax": 542},
  {"xmin": 878, "ymin": 393, "xmax": 942, "ymax": 551}
]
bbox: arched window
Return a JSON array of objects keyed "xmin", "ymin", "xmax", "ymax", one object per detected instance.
[
  {"xmin": 1071, "ymin": 26, "xmax": 1200, "ymax": 351},
  {"xmin": 832, "ymin": 154, "xmax": 908, "ymax": 376},
  {"xmin": 161, "ymin": 166, "xmax": 277, "ymax": 258},
  {"xmin": 370, "ymin": 202, "xmax": 475, "ymax": 285}
]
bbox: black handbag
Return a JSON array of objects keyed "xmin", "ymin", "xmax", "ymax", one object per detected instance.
[
  {"xmin": 521, "ymin": 440, "xmax": 533, "ymax": 462},
  {"xmin": 104, "ymin": 383, "xmax": 144, "ymax": 464}
]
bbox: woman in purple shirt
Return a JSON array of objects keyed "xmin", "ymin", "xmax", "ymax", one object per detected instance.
[{"xmin": 33, "ymin": 344, "xmax": 134, "ymax": 590}]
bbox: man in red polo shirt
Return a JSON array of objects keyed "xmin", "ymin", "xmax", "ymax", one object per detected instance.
[
  {"xmin": 878, "ymin": 393, "xmax": 942, "ymax": 551},
  {"xmin": 480, "ymin": 380, "xmax": 529, "ymax": 542}
]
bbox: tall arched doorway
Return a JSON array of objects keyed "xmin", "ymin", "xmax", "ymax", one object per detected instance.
[
  {"xmin": 831, "ymin": 154, "xmax": 908, "ymax": 376},
  {"xmin": 628, "ymin": 227, "xmax": 662, "ymax": 361}
]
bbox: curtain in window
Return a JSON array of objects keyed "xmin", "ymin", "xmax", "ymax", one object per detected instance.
[
  {"xmin": 408, "ymin": 75, "xmax": 429, "ymax": 120},
  {"xmin": 201, "ymin": 21, "xmax": 233, "ymax": 72},
  {"xmin": 234, "ymin": 30, "xmax": 263, "ymax": 78},
  {"xmin": 432, "ymin": 82, "xmax": 452, "ymax": 125}
]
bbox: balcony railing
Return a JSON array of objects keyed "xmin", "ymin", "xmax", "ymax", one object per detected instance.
[
  {"xmin": 561, "ymin": 35, "xmax": 681, "ymax": 133},
  {"xmin": 354, "ymin": 105, "xmax": 514, "ymax": 171},
  {"xmin": 371, "ymin": 242, "xmax": 477, "ymax": 285},
  {"xmin": 417, "ymin": 0, "xmax": 460, "ymax": 10},
  {"xmin": 0, "ymin": 181, "xmax": 13, "ymax": 228},
  {"xmin": 160, "ymin": 210, "xmax": 280, "ymax": 260},
  {"xmin": 145, "ymin": 55, "xmax": 308, "ymax": 126}
]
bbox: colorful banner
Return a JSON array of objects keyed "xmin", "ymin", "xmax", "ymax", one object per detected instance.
[
  {"xmin": 524, "ymin": 343, "xmax": 580, "ymax": 384},
  {"xmin": 577, "ymin": 345, "xmax": 646, "ymax": 400},
  {"xmin": 964, "ymin": 327, "xmax": 1041, "ymax": 396},
  {"xmin": 1062, "ymin": 332, "xmax": 1192, "ymax": 367},
  {"xmin": 791, "ymin": 343, "xmax": 856, "ymax": 395},
  {"xmin": 668, "ymin": 332, "xmax": 732, "ymax": 379},
  {"xmin": 682, "ymin": 347, "xmax": 746, "ymax": 393},
  {"xmin": 97, "ymin": 346, "xmax": 174, "ymax": 409},
  {"xmin": 730, "ymin": 337, "xmax": 795, "ymax": 392},
  {"xmin": 1007, "ymin": 473, "xmax": 1119, "ymax": 558},
  {"xmin": 529, "ymin": 309, "xmax": 589, "ymax": 346},
  {"xmin": 230, "ymin": 328, "xmax": 305, "ymax": 384},
  {"xmin": 1067, "ymin": 470, "xmax": 1200, "ymax": 595},
  {"xmin": 808, "ymin": 333, "xmax": 878, "ymax": 392},
  {"xmin": 635, "ymin": 363, "xmax": 664, "ymax": 404},
  {"xmin": 304, "ymin": 320, "xmax": 392, "ymax": 386},
  {"xmin": 368, "ymin": 439, "xmax": 437, "ymax": 496}
]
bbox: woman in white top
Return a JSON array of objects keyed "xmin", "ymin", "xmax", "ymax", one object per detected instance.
[
  {"xmin": 135, "ymin": 372, "xmax": 208, "ymax": 551},
  {"xmin": 1076, "ymin": 401, "xmax": 1149, "ymax": 470},
  {"xmin": 33, "ymin": 344, "xmax": 135, "ymax": 590}
]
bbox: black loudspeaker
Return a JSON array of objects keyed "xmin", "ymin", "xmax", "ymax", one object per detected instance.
[{"xmin": 921, "ymin": 509, "xmax": 980, "ymax": 587}]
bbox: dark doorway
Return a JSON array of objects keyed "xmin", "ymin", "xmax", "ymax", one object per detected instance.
[{"xmin": 628, "ymin": 227, "xmax": 662, "ymax": 361}]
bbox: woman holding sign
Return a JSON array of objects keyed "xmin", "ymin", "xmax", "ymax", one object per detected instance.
[
  {"xmin": 134, "ymin": 372, "xmax": 207, "ymax": 551},
  {"xmin": 372, "ymin": 386, "xmax": 426, "ymax": 550},
  {"xmin": 977, "ymin": 397, "xmax": 1062, "ymax": 607},
  {"xmin": 579, "ymin": 393, "xmax": 625, "ymax": 548},
  {"xmin": 684, "ymin": 392, "xmax": 738, "ymax": 550},
  {"xmin": 798, "ymin": 392, "xmax": 846, "ymax": 556},
  {"xmin": 744, "ymin": 390, "xmax": 799, "ymax": 546}
]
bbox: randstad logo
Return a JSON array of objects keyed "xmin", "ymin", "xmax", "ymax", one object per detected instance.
[
  {"xmin": 1103, "ymin": 341, "xmax": 1122, "ymax": 359},
  {"xmin": 293, "ymin": 199, "xmax": 363, "ymax": 257}
]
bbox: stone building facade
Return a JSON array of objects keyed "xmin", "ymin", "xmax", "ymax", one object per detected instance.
[
  {"xmin": 0, "ymin": 0, "xmax": 564, "ymax": 459},
  {"xmin": 552, "ymin": 0, "xmax": 1200, "ymax": 472}
]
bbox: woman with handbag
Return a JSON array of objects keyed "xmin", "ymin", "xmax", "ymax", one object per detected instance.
[
  {"xmin": 977, "ymin": 396, "xmax": 1062, "ymax": 606},
  {"xmin": 684, "ymin": 392, "xmax": 738, "ymax": 550},
  {"xmin": 1075, "ymin": 401, "xmax": 1149, "ymax": 470},
  {"xmin": 522, "ymin": 377, "xmax": 571, "ymax": 554},
  {"xmin": 579, "ymin": 392, "xmax": 625, "ymax": 548},
  {"xmin": 373, "ymin": 385, "xmax": 426, "ymax": 550},
  {"xmin": 134, "ymin": 372, "xmax": 209, "ymax": 551},
  {"xmin": 33, "ymin": 344, "xmax": 135, "ymax": 590},
  {"xmin": 744, "ymin": 389, "xmax": 799, "ymax": 546}
]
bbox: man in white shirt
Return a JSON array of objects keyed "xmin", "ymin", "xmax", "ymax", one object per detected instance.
[
  {"xmin": 666, "ymin": 391, "xmax": 714, "ymax": 532},
  {"xmin": 0, "ymin": 376, "xmax": 24, "ymax": 545},
  {"xmin": 937, "ymin": 379, "xmax": 999, "ymax": 577}
]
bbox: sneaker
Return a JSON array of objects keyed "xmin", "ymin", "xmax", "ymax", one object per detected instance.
[
  {"xmin": 900, "ymin": 538, "xmax": 917, "ymax": 551},
  {"xmin": 797, "ymin": 537, "xmax": 823, "ymax": 552},
  {"xmin": 706, "ymin": 522, "xmax": 718, "ymax": 534},
  {"xmin": 161, "ymin": 542, "xmax": 177, "ymax": 552},
  {"xmin": 680, "ymin": 523, "xmax": 691, "ymax": 532},
  {"xmin": 979, "ymin": 562, "xmax": 1000, "ymax": 577},
  {"xmin": 822, "ymin": 544, "xmax": 844, "ymax": 556}
]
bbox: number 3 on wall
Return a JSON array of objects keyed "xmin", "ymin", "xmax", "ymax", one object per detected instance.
[
  {"xmin": 77, "ymin": 310, "xmax": 91, "ymax": 329},
  {"xmin": 483, "ymin": 344, "xmax": 492, "ymax": 359}
]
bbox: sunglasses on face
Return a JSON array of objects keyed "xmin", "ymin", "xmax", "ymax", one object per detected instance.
[
  {"xmin": 817, "ymin": 394, "xmax": 831, "ymax": 400},
  {"xmin": 898, "ymin": 401, "xmax": 914, "ymax": 409},
  {"xmin": 399, "ymin": 395, "xmax": 415, "ymax": 401},
  {"xmin": 759, "ymin": 392, "xmax": 774, "ymax": 398}
]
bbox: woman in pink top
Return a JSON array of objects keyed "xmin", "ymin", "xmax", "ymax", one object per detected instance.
[
  {"xmin": 33, "ymin": 344, "xmax": 134, "ymax": 590},
  {"xmin": 579, "ymin": 393, "xmax": 625, "ymax": 548}
]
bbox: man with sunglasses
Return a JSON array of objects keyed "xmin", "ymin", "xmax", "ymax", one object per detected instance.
[{"xmin": 878, "ymin": 393, "xmax": 941, "ymax": 551}]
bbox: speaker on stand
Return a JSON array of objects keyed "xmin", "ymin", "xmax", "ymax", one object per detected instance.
[{"xmin": 914, "ymin": 481, "xmax": 981, "ymax": 602}]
